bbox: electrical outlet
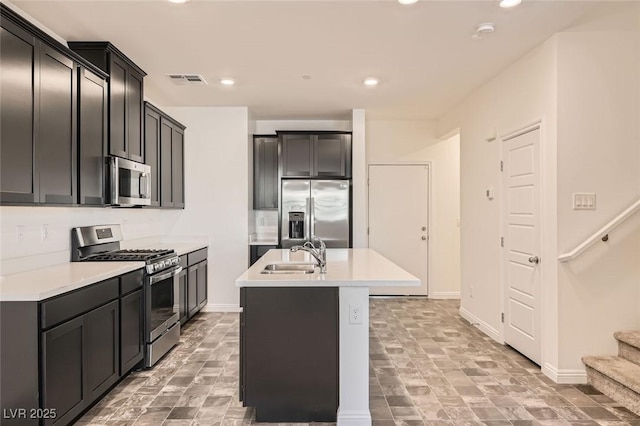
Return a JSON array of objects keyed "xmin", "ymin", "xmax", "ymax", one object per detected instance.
[
  {"xmin": 15, "ymin": 225, "xmax": 24, "ymax": 242},
  {"xmin": 41, "ymin": 224, "xmax": 49, "ymax": 241},
  {"xmin": 349, "ymin": 304, "xmax": 362, "ymax": 324}
]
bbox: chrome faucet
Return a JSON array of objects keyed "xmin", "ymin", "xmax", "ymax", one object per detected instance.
[{"xmin": 291, "ymin": 236, "xmax": 327, "ymax": 273}]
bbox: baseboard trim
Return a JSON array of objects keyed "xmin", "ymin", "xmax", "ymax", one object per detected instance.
[
  {"xmin": 337, "ymin": 408, "xmax": 372, "ymax": 426},
  {"xmin": 542, "ymin": 362, "xmax": 587, "ymax": 384},
  {"xmin": 429, "ymin": 291, "xmax": 461, "ymax": 300},
  {"xmin": 202, "ymin": 303, "xmax": 241, "ymax": 313},
  {"xmin": 459, "ymin": 306, "xmax": 502, "ymax": 343}
]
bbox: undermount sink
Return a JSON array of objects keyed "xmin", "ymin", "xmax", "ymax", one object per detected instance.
[{"xmin": 261, "ymin": 263, "xmax": 316, "ymax": 274}]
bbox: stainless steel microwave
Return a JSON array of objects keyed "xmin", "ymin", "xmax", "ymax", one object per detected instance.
[{"xmin": 108, "ymin": 156, "xmax": 151, "ymax": 207}]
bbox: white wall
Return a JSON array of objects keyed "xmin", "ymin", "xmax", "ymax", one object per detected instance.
[
  {"xmin": 0, "ymin": 206, "xmax": 168, "ymax": 275},
  {"xmin": 555, "ymin": 4, "xmax": 640, "ymax": 371},
  {"xmin": 437, "ymin": 36, "xmax": 560, "ymax": 361},
  {"xmin": 163, "ymin": 107, "xmax": 250, "ymax": 311},
  {"xmin": 366, "ymin": 120, "xmax": 460, "ymax": 298},
  {"xmin": 436, "ymin": 1, "xmax": 640, "ymax": 380}
]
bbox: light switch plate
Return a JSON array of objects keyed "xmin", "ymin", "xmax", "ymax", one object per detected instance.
[{"xmin": 573, "ymin": 193, "xmax": 596, "ymax": 210}]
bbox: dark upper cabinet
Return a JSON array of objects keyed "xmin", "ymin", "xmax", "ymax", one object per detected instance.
[
  {"xmin": 281, "ymin": 134, "xmax": 313, "ymax": 177},
  {"xmin": 0, "ymin": 17, "xmax": 78, "ymax": 206},
  {"xmin": 253, "ymin": 136, "xmax": 278, "ymax": 210},
  {"xmin": 78, "ymin": 67, "xmax": 108, "ymax": 206},
  {"xmin": 144, "ymin": 104, "xmax": 161, "ymax": 207},
  {"xmin": 0, "ymin": 20, "xmax": 38, "ymax": 204},
  {"xmin": 38, "ymin": 45, "xmax": 77, "ymax": 204},
  {"xmin": 280, "ymin": 132, "xmax": 352, "ymax": 178},
  {"xmin": 146, "ymin": 103, "xmax": 186, "ymax": 210},
  {"xmin": 172, "ymin": 126, "xmax": 185, "ymax": 209},
  {"xmin": 68, "ymin": 42, "xmax": 146, "ymax": 163}
]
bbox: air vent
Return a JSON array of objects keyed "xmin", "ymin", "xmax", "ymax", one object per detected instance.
[{"xmin": 167, "ymin": 74, "xmax": 208, "ymax": 85}]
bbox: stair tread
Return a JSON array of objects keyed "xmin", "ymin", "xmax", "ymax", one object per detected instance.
[
  {"xmin": 583, "ymin": 356, "xmax": 640, "ymax": 394},
  {"xmin": 614, "ymin": 330, "xmax": 640, "ymax": 350}
]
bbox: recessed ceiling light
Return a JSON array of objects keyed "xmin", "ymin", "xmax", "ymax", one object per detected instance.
[
  {"xmin": 364, "ymin": 78, "xmax": 379, "ymax": 86},
  {"xmin": 398, "ymin": 0, "xmax": 418, "ymax": 4},
  {"xmin": 168, "ymin": 0, "xmax": 190, "ymax": 3},
  {"xmin": 476, "ymin": 23, "xmax": 495, "ymax": 34},
  {"xmin": 499, "ymin": 0, "xmax": 522, "ymax": 8},
  {"xmin": 220, "ymin": 79, "xmax": 235, "ymax": 86}
]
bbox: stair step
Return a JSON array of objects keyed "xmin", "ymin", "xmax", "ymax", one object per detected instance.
[
  {"xmin": 583, "ymin": 356, "xmax": 640, "ymax": 395},
  {"xmin": 614, "ymin": 330, "xmax": 640, "ymax": 350}
]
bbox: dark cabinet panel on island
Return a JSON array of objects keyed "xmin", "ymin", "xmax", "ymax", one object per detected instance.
[{"xmin": 240, "ymin": 287, "xmax": 338, "ymax": 422}]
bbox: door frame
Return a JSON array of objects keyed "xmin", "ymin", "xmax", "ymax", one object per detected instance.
[
  {"xmin": 367, "ymin": 162, "xmax": 432, "ymax": 296},
  {"xmin": 499, "ymin": 120, "xmax": 545, "ymax": 364}
]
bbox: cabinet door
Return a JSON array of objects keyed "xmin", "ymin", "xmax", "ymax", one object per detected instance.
[
  {"xmin": 187, "ymin": 265, "xmax": 198, "ymax": 318},
  {"xmin": 197, "ymin": 260, "xmax": 207, "ymax": 309},
  {"xmin": 0, "ymin": 21, "xmax": 38, "ymax": 204},
  {"xmin": 126, "ymin": 70, "xmax": 144, "ymax": 163},
  {"xmin": 314, "ymin": 134, "xmax": 350, "ymax": 177},
  {"xmin": 120, "ymin": 289, "xmax": 143, "ymax": 374},
  {"xmin": 281, "ymin": 134, "xmax": 313, "ymax": 177},
  {"xmin": 38, "ymin": 45, "xmax": 77, "ymax": 204},
  {"xmin": 160, "ymin": 119, "xmax": 174, "ymax": 207},
  {"xmin": 172, "ymin": 126, "xmax": 185, "ymax": 208},
  {"xmin": 178, "ymin": 267, "xmax": 188, "ymax": 325},
  {"xmin": 42, "ymin": 316, "xmax": 86, "ymax": 426},
  {"xmin": 78, "ymin": 68, "xmax": 107, "ymax": 205},
  {"xmin": 254, "ymin": 137, "xmax": 278, "ymax": 209},
  {"xmin": 109, "ymin": 55, "xmax": 127, "ymax": 158},
  {"xmin": 85, "ymin": 300, "xmax": 120, "ymax": 401},
  {"xmin": 144, "ymin": 106, "xmax": 161, "ymax": 206}
]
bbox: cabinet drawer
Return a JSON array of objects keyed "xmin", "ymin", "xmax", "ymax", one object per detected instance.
[
  {"xmin": 187, "ymin": 248, "xmax": 207, "ymax": 266},
  {"xmin": 41, "ymin": 278, "xmax": 119, "ymax": 330},
  {"xmin": 120, "ymin": 269, "xmax": 144, "ymax": 295}
]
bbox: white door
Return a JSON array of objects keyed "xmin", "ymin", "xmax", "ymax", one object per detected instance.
[
  {"xmin": 368, "ymin": 164, "xmax": 429, "ymax": 296},
  {"xmin": 502, "ymin": 126, "xmax": 542, "ymax": 365}
]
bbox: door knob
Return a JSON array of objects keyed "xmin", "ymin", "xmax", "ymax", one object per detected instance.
[
  {"xmin": 421, "ymin": 236, "xmax": 427, "ymax": 241},
  {"xmin": 528, "ymin": 256, "xmax": 540, "ymax": 264}
]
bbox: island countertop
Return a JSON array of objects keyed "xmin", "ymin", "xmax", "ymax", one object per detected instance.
[{"xmin": 236, "ymin": 248, "xmax": 420, "ymax": 287}]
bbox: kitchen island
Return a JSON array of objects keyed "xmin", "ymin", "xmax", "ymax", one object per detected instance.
[{"xmin": 236, "ymin": 248, "xmax": 420, "ymax": 426}]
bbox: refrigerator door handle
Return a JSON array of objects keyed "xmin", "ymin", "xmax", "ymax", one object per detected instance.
[
  {"xmin": 310, "ymin": 197, "xmax": 315, "ymax": 237},
  {"xmin": 306, "ymin": 197, "xmax": 311, "ymax": 240}
]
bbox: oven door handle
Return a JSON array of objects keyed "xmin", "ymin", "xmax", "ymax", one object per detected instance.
[{"xmin": 150, "ymin": 265, "xmax": 183, "ymax": 285}]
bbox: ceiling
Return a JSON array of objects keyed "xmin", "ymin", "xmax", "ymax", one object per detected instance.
[{"xmin": 13, "ymin": 0, "xmax": 600, "ymax": 120}]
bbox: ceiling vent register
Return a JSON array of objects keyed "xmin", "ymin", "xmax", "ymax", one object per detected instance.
[{"xmin": 167, "ymin": 74, "xmax": 208, "ymax": 85}]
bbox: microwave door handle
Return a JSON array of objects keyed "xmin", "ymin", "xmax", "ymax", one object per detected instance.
[
  {"xmin": 150, "ymin": 266, "xmax": 183, "ymax": 285},
  {"xmin": 110, "ymin": 157, "xmax": 119, "ymax": 204},
  {"xmin": 139, "ymin": 173, "xmax": 149, "ymax": 198}
]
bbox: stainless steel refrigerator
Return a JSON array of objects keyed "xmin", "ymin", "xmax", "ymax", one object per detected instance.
[{"xmin": 281, "ymin": 180, "xmax": 351, "ymax": 248}]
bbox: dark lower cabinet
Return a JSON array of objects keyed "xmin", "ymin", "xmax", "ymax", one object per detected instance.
[
  {"xmin": 197, "ymin": 260, "xmax": 208, "ymax": 309},
  {"xmin": 86, "ymin": 300, "xmax": 120, "ymax": 401},
  {"xmin": 120, "ymin": 290, "xmax": 143, "ymax": 375},
  {"xmin": 42, "ymin": 316, "xmax": 85, "ymax": 426},
  {"xmin": 1, "ymin": 269, "xmax": 143, "ymax": 426},
  {"xmin": 187, "ymin": 264, "xmax": 199, "ymax": 318},
  {"xmin": 240, "ymin": 287, "xmax": 339, "ymax": 422},
  {"xmin": 179, "ymin": 249, "xmax": 208, "ymax": 325},
  {"xmin": 249, "ymin": 245, "xmax": 277, "ymax": 266}
]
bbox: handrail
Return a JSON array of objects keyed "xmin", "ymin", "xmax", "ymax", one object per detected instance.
[{"xmin": 558, "ymin": 198, "xmax": 640, "ymax": 262}]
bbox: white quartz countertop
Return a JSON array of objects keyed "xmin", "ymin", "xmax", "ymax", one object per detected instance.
[
  {"xmin": 236, "ymin": 249, "xmax": 420, "ymax": 287},
  {"xmin": 1, "ymin": 237, "xmax": 209, "ymax": 302},
  {"xmin": 0, "ymin": 262, "xmax": 145, "ymax": 302}
]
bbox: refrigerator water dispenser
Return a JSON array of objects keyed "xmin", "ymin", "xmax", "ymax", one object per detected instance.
[{"xmin": 288, "ymin": 212, "xmax": 305, "ymax": 239}]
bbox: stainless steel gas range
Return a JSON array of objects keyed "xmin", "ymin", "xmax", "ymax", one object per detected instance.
[{"xmin": 71, "ymin": 224, "xmax": 181, "ymax": 368}]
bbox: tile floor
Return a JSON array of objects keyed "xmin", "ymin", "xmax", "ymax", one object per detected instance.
[{"xmin": 77, "ymin": 298, "xmax": 640, "ymax": 426}]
